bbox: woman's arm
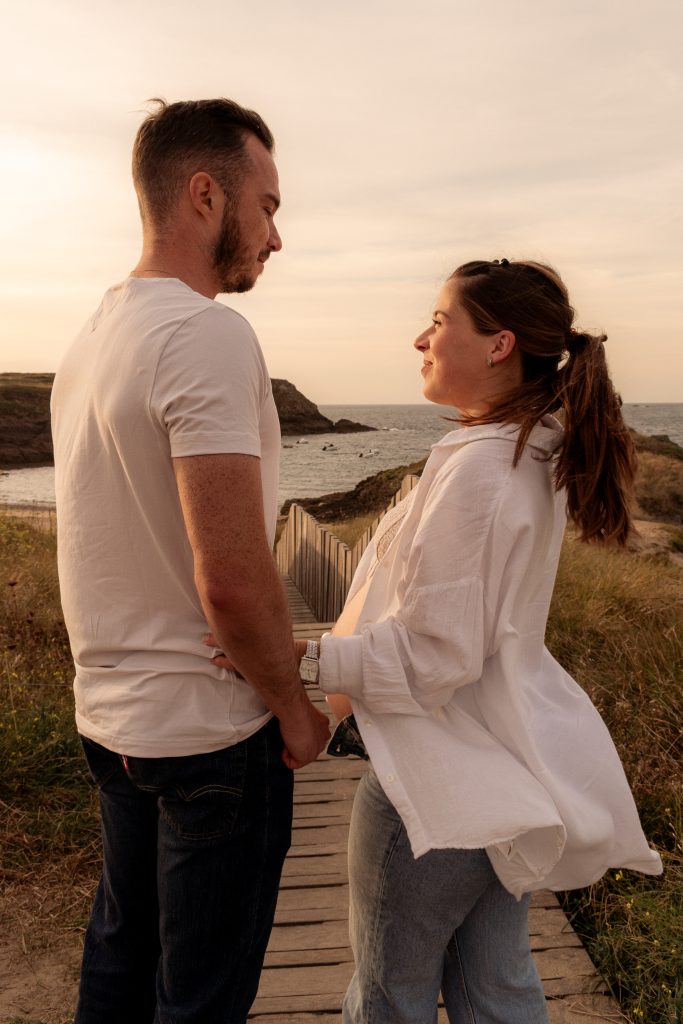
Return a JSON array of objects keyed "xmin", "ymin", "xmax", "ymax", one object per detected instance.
[{"xmin": 317, "ymin": 445, "xmax": 529, "ymax": 715}]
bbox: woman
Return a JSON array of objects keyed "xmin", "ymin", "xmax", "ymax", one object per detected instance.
[{"xmin": 211, "ymin": 259, "xmax": 662, "ymax": 1022}]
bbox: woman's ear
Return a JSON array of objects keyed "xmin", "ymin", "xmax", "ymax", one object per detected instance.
[{"xmin": 492, "ymin": 330, "xmax": 516, "ymax": 363}]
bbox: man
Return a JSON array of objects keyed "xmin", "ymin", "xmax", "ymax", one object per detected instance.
[{"xmin": 51, "ymin": 98, "xmax": 330, "ymax": 1024}]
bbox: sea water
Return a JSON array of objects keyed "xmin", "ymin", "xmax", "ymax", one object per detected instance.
[{"xmin": 1, "ymin": 404, "xmax": 681, "ymax": 511}]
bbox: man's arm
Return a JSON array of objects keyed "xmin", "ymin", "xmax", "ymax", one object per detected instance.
[{"xmin": 173, "ymin": 452, "xmax": 329, "ymax": 768}]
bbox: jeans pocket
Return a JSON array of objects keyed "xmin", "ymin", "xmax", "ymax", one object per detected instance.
[
  {"xmin": 157, "ymin": 744, "xmax": 249, "ymax": 841},
  {"xmin": 80, "ymin": 734, "xmax": 120, "ymax": 789}
]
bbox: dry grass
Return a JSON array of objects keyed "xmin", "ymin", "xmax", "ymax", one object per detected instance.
[
  {"xmin": 0, "ymin": 517, "xmax": 99, "ymax": 958},
  {"xmin": 322, "ymin": 512, "xmax": 380, "ymax": 549},
  {"xmin": 633, "ymin": 450, "xmax": 683, "ymax": 524},
  {"xmin": 546, "ymin": 538, "xmax": 682, "ymax": 1022}
]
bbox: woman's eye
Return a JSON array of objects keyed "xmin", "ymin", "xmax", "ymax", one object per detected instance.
[{"xmin": 432, "ymin": 318, "xmax": 441, "ymax": 327}]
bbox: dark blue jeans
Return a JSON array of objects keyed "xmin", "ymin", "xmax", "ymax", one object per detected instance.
[{"xmin": 76, "ymin": 717, "xmax": 293, "ymax": 1024}]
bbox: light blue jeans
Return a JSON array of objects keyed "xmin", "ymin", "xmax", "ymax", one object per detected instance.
[{"xmin": 344, "ymin": 769, "xmax": 549, "ymax": 1024}]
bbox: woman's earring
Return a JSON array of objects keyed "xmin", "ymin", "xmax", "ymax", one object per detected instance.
[{"xmin": 486, "ymin": 355, "xmax": 494, "ymax": 368}]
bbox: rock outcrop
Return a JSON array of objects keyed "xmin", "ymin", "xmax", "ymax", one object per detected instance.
[
  {"xmin": 280, "ymin": 458, "xmax": 428, "ymax": 522},
  {"xmin": 0, "ymin": 373, "xmax": 372, "ymax": 468},
  {"xmin": 0, "ymin": 374, "xmax": 54, "ymax": 467},
  {"xmin": 271, "ymin": 379, "xmax": 372, "ymax": 436}
]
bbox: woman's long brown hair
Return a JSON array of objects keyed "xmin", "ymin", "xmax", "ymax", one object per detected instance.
[{"xmin": 450, "ymin": 260, "xmax": 636, "ymax": 545}]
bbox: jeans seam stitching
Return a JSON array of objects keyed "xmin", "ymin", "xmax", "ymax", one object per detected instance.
[
  {"xmin": 366, "ymin": 798, "xmax": 404, "ymax": 1023},
  {"xmin": 451, "ymin": 933, "xmax": 477, "ymax": 1024}
]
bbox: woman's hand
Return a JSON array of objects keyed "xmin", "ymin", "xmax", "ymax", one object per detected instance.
[
  {"xmin": 326, "ymin": 692, "xmax": 353, "ymax": 721},
  {"xmin": 202, "ymin": 633, "xmax": 239, "ymax": 672}
]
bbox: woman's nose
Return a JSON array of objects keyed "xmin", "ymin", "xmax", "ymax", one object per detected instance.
[{"xmin": 414, "ymin": 329, "xmax": 429, "ymax": 351}]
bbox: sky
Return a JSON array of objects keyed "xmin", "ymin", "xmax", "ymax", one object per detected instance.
[{"xmin": 1, "ymin": 0, "xmax": 681, "ymax": 404}]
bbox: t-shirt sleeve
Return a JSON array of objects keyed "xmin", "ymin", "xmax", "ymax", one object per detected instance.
[{"xmin": 150, "ymin": 305, "xmax": 268, "ymax": 458}]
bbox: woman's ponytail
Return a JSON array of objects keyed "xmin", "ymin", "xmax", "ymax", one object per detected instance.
[
  {"xmin": 555, "ymin": 332, "xmax": 636, "ymax": 545},
  {"xmin": 452, "ymin": 261, "xmax": 637, "ymax": 545}
]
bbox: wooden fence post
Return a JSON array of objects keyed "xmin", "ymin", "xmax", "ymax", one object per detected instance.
[{"xmin": 273, "ymin": 473, "xmax": 420, "ymax": 621}]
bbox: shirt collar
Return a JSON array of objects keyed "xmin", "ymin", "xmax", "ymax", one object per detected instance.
[{"xmin": 430, "ymin": 415, "xmax": 563, "ymax": 455}]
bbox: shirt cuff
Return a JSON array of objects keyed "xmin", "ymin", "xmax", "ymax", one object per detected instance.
[{"xmin": 319, "ymin": 633, "xmax": 364, "ymax": 699}]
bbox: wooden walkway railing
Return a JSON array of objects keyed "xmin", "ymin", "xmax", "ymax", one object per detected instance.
[{"xmin": 275, "ymin": 475, "xmax": 420, "ymax": 621}]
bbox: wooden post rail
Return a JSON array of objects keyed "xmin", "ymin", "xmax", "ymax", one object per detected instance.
[{"xmin": 275, "ymin": 474, "xmax": 420, "ymax": 622}]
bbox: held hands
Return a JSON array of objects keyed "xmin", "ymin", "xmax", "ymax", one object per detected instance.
[
  {"xmin": 278, "ymin": 694, "xmax": 331, "ymax": 770},
  {"xmin": 202, "ymin": 633, "xmax": 330, "ymax": 769}
]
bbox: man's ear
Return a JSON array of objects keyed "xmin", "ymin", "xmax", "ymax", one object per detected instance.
[{"xmin": 188, "ymin": 172, "xmax": 223, "ymax": 221}]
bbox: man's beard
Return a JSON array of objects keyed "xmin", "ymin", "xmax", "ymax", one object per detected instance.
[{"xmin": 212, "ymin": 205, "xmax": 257, "ymax": 294}]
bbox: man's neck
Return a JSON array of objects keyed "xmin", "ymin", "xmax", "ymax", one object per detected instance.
[{"xmin": 131, "ymin": 244, "xmax": 219, "ymax": 300}]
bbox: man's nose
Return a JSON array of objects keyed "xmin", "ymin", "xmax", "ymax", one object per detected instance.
[{"xmin": 269, "ymin": 225, "xmax": 283, "ymax": 252}]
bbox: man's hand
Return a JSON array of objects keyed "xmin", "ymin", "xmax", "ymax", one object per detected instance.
[
  {"xmin": 202, "ymin": 631, "xmax": 330, "ymax": 768},
  {"xmin": 278, "ymin": 693, "xmax": 331, "ymax": 769}
]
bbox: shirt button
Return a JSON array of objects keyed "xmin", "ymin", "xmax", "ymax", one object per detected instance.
[
  {"xmin": 364, "ymin": 719, "xmax": 373, "ymax": 726},
  {"xmin": 386, "ymin": 774, "xmax": 395, "ymax": 783}
]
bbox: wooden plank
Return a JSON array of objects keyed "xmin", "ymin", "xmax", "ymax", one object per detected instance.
[
  {"xmin": 278, "ymin": 873, "xmax": 350, "ymax": 889},
  {"xmin": 275, "ymin": 885, "xmax": 348, "ymax": 911},
  {"xmin": 249, "ymin": 1016, "xmax": 341, "ymax": 1023},
  {"xmin": 286, "ymin": 843, "xmax": 347, "ymax": 857},
  {"xmin": 274, "ymin": 905, "xmax": 350, "ymax": 925},
  {"xmin": 534, "ymin": 947, "xmax": 603, "ymax": 980},
  {"xmin": 292, "ymin": 803, "xmax": 351, "ymax": 819},
  {"xmin": 250, "ymin": 993, "xmax": 349, "ymax": 1016},
  {"xmin": 293, "ymin": 763, "xmax": 366, "ymax": 781},
  {"xmin": 291, "ymin": 778, "xmax": 359, "ymax": 797},
  {"xmin": 546, "ymin": 996, "xmax": 624, "ymax": 1022},
  {"xmin": 264, "ymin": 946, "xmax": 354, "ymax": 968},
  {"xmin": 281, "ymin": 853, "xmax": 348, "ymax": 877},
  {"xmin": 249, "ymin": 1015, "xmax": 341, "ymax": 1023},
  {"xmin": 528, "ymin": 906, "xmax": 583, "ymax": 938},
  {"xmin": 290, "ymin": 825, "xmax": 349, "ymax": 845},
  {"xmin": 266, "ymin": 920, "xmax": 348, "ymax": 952},
  {"xmin": 254, "ymin": 963, "xmax": 352, "ymax": 998}
]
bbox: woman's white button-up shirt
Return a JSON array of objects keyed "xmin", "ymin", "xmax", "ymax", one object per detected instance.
[{"xmin": 319, "ymin": 418, "xmax": 662, "ymax": 898}]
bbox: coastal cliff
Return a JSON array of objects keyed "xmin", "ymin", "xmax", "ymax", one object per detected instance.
[{"xmin": 0, "ymin": 373, "xmax": 372, "ymax": 468}]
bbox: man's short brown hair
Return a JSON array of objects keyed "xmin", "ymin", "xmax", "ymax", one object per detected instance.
[{"xmin": 132, "ymin": 98, "xmax": 274, "ymax": 229}]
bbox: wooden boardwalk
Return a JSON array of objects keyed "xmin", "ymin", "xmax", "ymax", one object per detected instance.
[{"xmin": 253, "ymin": 603, "xmax": 624, "ymax": 1022}]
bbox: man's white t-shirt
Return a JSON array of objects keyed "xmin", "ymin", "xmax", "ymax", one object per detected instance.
[{"xmin": 51, "ymin": 277, "xmax": 280, "ymax": 757}]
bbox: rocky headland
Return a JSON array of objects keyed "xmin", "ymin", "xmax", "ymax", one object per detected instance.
[
  {"xmin": 271, "ymin": 379, "xmax": 372, "ymax": 436},
  {"xmin": 0, "ymin": 373, "xmax": 372, "ymax": 468}
]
